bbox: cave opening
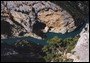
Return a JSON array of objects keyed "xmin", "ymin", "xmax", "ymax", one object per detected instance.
[{"xmin": 32, "ymin": 21, "xmax": 47, "ymax": 39}]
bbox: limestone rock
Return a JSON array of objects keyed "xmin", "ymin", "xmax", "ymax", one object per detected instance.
[
  {"xmin": 72, "ymin": 23, "xmax": 89, "ymax": 62},
  {"xmin": 1, "ymin": 1, "xmax": 88, "ymax": 39},
  {"xmin": 38, "ymin": 9, "xmax": 76, "ymax": 33}
]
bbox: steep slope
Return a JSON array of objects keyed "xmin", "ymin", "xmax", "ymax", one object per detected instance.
[
  {"xmin": 1, "ymin": 1, "xmax": 80, "ymax": 39},
  {"xmin": 73, "ymin": 23, "xmax": 89, "ymax": 62}
]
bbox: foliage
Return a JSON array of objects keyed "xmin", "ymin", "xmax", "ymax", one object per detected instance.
[
  {"xmin": 14, "ymin": 40, "xmax": 39, "ymax": 47},
  {"xmin": 15, "ymin": 40, "xmax": 32, "ymax": 47},
  {"xmin": 47, "ymin": 36, "xmax": 61, "ymax": 44},
  {"xmin": 42, "ymin": 36, "xmax": 79, "ymax": 62}
]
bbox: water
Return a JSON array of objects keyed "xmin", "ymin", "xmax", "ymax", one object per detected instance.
[
  {"xmin": 1, "ymin": 20, "xmax": 87, "ymax": 62},
  {"xmin": 1, "ymin": 21, "xmax": 86, "ymax": 46}
]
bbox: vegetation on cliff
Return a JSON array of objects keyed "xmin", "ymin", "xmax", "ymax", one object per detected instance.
[{"xmin": 42, "ymin": 36, "xmax": 79, "ymax": 62}]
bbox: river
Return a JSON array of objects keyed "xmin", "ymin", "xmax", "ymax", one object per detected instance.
[{"xmin": 1, "ymin": 21, "xmax": 86, "ymax": 46}]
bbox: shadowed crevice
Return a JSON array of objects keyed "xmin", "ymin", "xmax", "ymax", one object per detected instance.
[
  {"xmin": 32, "ymin": 21, "xmax": 47, "ymax": 38},
  {"xmin": 1, "ymin": 21, "xmax": 12, "ymax": 37}
]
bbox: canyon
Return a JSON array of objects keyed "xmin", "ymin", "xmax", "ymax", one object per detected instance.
[{"xmin": 1, "ymin": 1, "xmax": 89, "ymax": 62}]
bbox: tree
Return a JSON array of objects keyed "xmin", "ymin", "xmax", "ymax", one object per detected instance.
[{"xmin": 42, "ymin": 36, "xmax": 79, "ymax": 62}]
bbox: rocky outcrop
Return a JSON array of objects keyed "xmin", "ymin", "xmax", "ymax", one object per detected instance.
[
  {"xmin": 1, "ymin": 1, "xmax": 89, "ymax": 62},
  {"xmin": 72, "ymin": 23, "xmax": 89, "ymax": 62},
  {"xmin": 1, "ymin": 1, "xmax": 77, "ymax": 39},
  {"xmin": 1, "ymin": 1, "xmax": 88, "ymax": 39},
  {"xmin": 67, "ymin": 23, "xmax": 89, "ymax": 62},
  {"xmin": 38, "ymin": 8, "xmax": 76, "ymax": 33}
]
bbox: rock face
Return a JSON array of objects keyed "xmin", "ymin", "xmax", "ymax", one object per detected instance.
[
  {"xmin": 38, "ymin": 9, "xmax": 76, "ymax": 33},
  {"xmin": 72, "ymin": 23, "xmax": 89, "ymax": 62},
  {"xmin": 1, "ymin": 1, "xmax": 88, "ymax": 38},
  {"xmin": 1, "ymin": 1, "xmax": 89, "ymax": 62},
  {"xmin": 1, "ymin": 1, "xmax": 77, "ymax": 39},
  {"xmin": 65, "ymin": 22, "xmax": 89, "ymax": 62},
  {"xmin": 66, "ymin": 23, "xmax": 89, "ymax": 62}
]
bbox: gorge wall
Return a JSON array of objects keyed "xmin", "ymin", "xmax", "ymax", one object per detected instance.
[{"xmin": 1, "ymin": 1, "xmax": 88, "ymax": 39}]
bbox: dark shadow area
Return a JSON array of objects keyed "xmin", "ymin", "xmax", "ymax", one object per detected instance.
[
  {"xmin": 1, "ymin": 21, "xmax": 12, "ymax": 37},
  {"xmin": 1, "ymin": 41, "xmax": 45, "ymax": 62},
  {"xmin": 19, "ymin": 32, "xmax": 27, "ymax": 36},
  {"xmin": 51, "ymin": 1, "xmax": 88, "ymax": 27},
  {"xmin": 1, "ymin": 55, "xmax": 45, "ymax": 62},
  {"xmin": 1, "ymin": 19, "xmax": 86, "ymax": 62},
  {"xmin": 74, "ymin": 15, "xmax": 89, "ymax": 31},
  {"xmin": 74, "ymin": 19, "xmax": 85, "ymax": 31},
  {"xmin": 32, "ymin": 21, "xmax": 47, "ymax": 38},
  {"xmin": 1, "ymin": 1, "xmax": 89, "ymax": 62},
  {"xmin": 1, "ymin": 19, "xmax": 86, "ymax": 46}
]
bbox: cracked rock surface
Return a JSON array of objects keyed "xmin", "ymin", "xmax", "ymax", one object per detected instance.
[
  {"xmin": 1, "ymin": 1, "xmax": 78, "ymax": 39},
  {"xmin": 72, "ymin": 23, "xmax": 89, "ymax": 62},
  {"xmin": 1, "ymin": 1, "xmax": 89, "ymax": 62}
]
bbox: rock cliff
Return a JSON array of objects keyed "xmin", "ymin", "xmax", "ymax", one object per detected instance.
[
  {"xmin": 72, "ymin": 23, "xmax": 89, "ymax": 62},
  {"xmin": 2, "ymin": 1, "xmax": 87, "ymax": 39},
  {"xmin": 1, "ymin": 1, "xmax": 89, "ymax": 62}
]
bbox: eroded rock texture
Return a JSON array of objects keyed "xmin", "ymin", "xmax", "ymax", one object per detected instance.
[
  {"xmin": 72, "ymin": 23, "xmax": 89, "ymax": 62},
  {"xmin": 1, "ymin": 1, "xmax": 76, "ymax": 39},
  {"xmin": 1, "ymin": 1, "xmax": 89, "ymax": 39},
  {"xmin": 66, "ymin": 22, "xmax": 89, "ymax": 62}
]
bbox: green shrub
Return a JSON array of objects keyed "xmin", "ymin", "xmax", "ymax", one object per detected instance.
[{"xmin": 42, "ymin": 36, "xmax": 79, "ymax": 62}]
